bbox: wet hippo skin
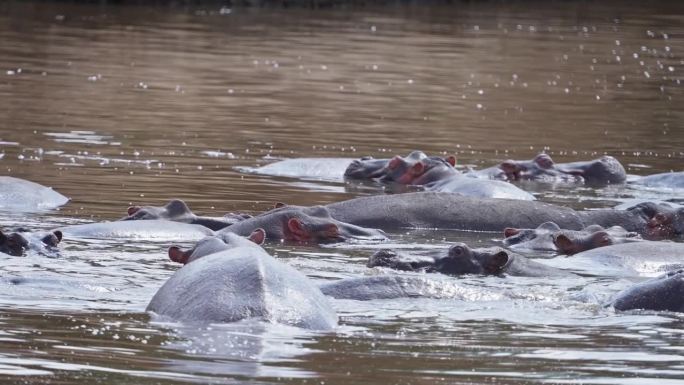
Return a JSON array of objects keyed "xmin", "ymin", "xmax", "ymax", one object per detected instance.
[
  {"xmin": 611, "ymin": 269, "xmax": 684, "ymax": 312},
  {"xmin": 367, "ymin": 243, "xmax": 573, "ymax": 277}
]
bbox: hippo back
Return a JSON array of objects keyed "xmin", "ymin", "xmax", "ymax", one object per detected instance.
[
  {"xmin": 147, "ymin": 247, "xmax": 337, "ymax": 330},
  {"xmin": 632, "ymin": 172, "xmax": 684, "ymax": 189},
  {"xmin": 426, "ymin": 176, "xmax": 535, "ymax": 201},
  {"xmin": 0, "ymin": 176, "xmax": 69, "ymax": 212}
]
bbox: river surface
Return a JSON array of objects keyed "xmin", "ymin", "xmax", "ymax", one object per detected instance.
[{"xmin": 1, "ymin": 1, "xmax": 684, "ymax": 384}]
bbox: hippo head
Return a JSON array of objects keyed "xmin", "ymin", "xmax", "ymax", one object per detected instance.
[
  {"xmin": 628, "ymin": 202, "xmax": 684, "ymax": 240},
  {"xmin": 499, "ymin": 153, "xmax": 556, "ymax": 181},
  {"xmin": 168, "ymin": 229, "xmax": 266, "ymax": 265},
  {"xmin": 123, "ymin": 199, "xmax": 193, "ymax": 221},
  {"xmin": 434, "ymin": 243, "xmax": 511, "ymax": 276},
  {"xmin": 344, "ymin": 156, "xmax": 391, "ymax": 180},
  {"xmin": 380, "ymin": 154, "xmax": 456, "ymax": 185},
  {"xmin": 280, "ymin": 206, "xmax": 387, "ymax": 243},
  {"xmin": 553, "ymin": 230, "xmax": 614, "ymax": 255},
  {"xmin": 0, "ymin": 230, "xmax": 30, "ymax": 256},
  {"xmin": 503, "ymin": 222, "xmax": 561, "ymax": 250},
  {"xmin": 557, "ymin": 155, "xmax": 627, "ymax": 184},
  {"xmin": 39, "ymin": 230, "xmax": 63, "ymax": 248},
  {"xmin": 367, "ymin": 249, "xmax": 435, "ymax": 271}
]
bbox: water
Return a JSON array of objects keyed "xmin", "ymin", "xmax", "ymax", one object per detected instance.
[{"xmin": 1, "ymin": 1, "xmax": 683, "ymax": 383}]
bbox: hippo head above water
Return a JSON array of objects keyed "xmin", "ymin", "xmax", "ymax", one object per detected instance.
[
  {"xmin": 629, "ymin": 202, "xmax": 684, "ymax": 240},
  {"xmin": 497, "ymin": 153, "xmax": 570, "ymax": 182},
  {"xmin": 555, "ymin": 155, "xmax": 627, "ymax": 185},
  {"xmin": 374, "ymin": 152, "xmax": 457, "ymax": 186},
  {"xmin": 168, "ymin": 229, "xmax": 266, "ymax": 265},
  {"xmin": 0, "ymin": 229, "xmax": 62, "ymax": 256},
  {"xmin": 504, "ymin": 222, "xmax": 638, "ymax": 254},
  {"xmin": 224, "ymin": 204, "xmax": 388, "ymax": 244},
  {"xmin": 368, "ymin": 243, "xmax": 511, "ymax": 276},
  {"xmin": 122, "ymin": 199, "xmax": 251, "ymax": 231}
]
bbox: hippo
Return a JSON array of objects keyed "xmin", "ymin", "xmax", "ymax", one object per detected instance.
[
  {"xmin": 217, "ymin": 204, "xmax": 387, "ymax": 244},
  {"xmin": 237, "ymin": 157, "xmax": 356, "ymax": 182},
  {"xmin": 543, "ymin": 241, "xmax": 684, "ymax": 277},
  {"xmin": 345, "ymin": 151, "xmax": 535, "ymax": 200},
  {"xmin": 470, "ymin": 153, "xmax": 580, "ymax": 183},
  {"xmin": 0, "ymin": 228, "xmax": 62, "ymax": 256},
  {"xmin": 168, "ymin": 229, "xmax": 265, "ymax": 265},
  {"xmin": 147, "ymin": 234, "xmax": 337, "ymax": 330},
  {"xmin": 122, "ymin": 199, "xmax": 250, "ymax": 231},
  {"xmin": 367, "ymin": 243, "xmax": 572, "ymax": 277},
  {"xmin": 323, "ymin": 192, "xmax": 680, "ymax": 240},
  {"xmin": 554, "ymin": 155, "xmax": 627, "ymax": 185},
  {"xmin": 630, "ymin": 171, "xmax": 684, "ymax": 189},
  {"xmin": 503, "ymin": 222, "xmax": 640, "ymax": 254},
  {"xmin": 59, "ymin": 220, "xmax": 214, "ymax": 242},
  {"xmin": 610, "ymin": 269, "xmax": 684, "ymax": 312},
  {"xmin": 0, "ymin": 176, "xmax": 69, "ymax": 212}
]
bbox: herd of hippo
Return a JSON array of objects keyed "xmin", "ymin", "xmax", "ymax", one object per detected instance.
[{"xmin": 2, "ymin": 151, "xmax": 684, "ymax": 330}]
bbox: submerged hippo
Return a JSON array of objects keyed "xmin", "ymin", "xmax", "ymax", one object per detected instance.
[
  {"xmin": 0, "ymin": 228, "xmax": 62, "ymax": 256},
  {"xmin": 59, "ymin": 220, "xmax": 214, "ymax": 242},
  {"xmin": 345, "ymin": 151, "xmax": 535, "ymax": 200},
  {"xmin": 217, "ymin": 204, "xmax": 387, "ymax": 244},
  {"xmin": 503, "ymin": 222, "xmax": 640, "ymax": 254},
  {"xmin": 543, "ymin": 241, "xmax": 684, "ymax": 277},
  {"xmin": 122, "ymin": 199, "xmax": 250, "ymax": 231},
  {"xmin": 168, "ymin": 229, "xmax": 265, "ymax": 265},
  {"xmin": 147, "ymin": 233, "xmax": 337, "ymax": 330},
  {"xmin": 368, "ymin": 243, "xmax": 572, "ymax": 277},
  {"xmin": 0, "ymin": 176, "xmax": 69, "ymax": 212},
  {"xmin": 471, "ymin": 154, "xmax": 626, "ymax": 185},
  {"xmin": 610, "ymin": 269, "xmax": 684, "ymax": 312},
  {"xmin": 630, "ymin": 171, "xmax": 684, "ymax": 189},
  {"xmin": 324, "ymin": 192, "xmax": 682, "ymax": 240}
]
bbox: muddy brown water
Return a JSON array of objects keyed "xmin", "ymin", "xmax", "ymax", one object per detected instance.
[{"xmin": 0, "ymin": 1, "xmax": 683, "ymax": 384}]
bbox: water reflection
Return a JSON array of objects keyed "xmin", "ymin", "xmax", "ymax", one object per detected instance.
[{"xmin": 1, "ymin": 0, "xmax": 683, "ymax": 384}]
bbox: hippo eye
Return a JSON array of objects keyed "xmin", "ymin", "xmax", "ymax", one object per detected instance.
[
  {"xmin": 361, "ymin": 156, "xmax": 373, "ymax": 160},
  {"xmin": 450, "ymin": 245, "xmax": 465, "ymax": 257}
]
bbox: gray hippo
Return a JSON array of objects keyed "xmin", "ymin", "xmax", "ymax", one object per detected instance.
[
  {"xmin": 0, "ymin": 228, "xmax": 62, "ymax": 256},
  {"xmin": 610, "ymin": 269, "xmax": 684, "ymax": 312},
  {"xmin": 122, "ymin": 199, "xmax": 250, "ymax": 230},
  {"xmin": 217, "ymin": 204, "xmax": 387, "ymax": 244},
  {"xmin": 147, "ymin": 232, "xmax": 337, "ymax": 330},
  {"xmin": 367, "ymin": 243, "xmax": 572, "ymax": 277},
  {"xmin": 237, "ymin": 157, "xmax": 356, "ymax": 182},
  {"xmin": 470, "ymin": 154, "xmax": 626, "ymax": 185},
  {"xmin": 0, "ymin": 176, "xmax": 69, "ymax": 212},
  {"xmin": 345, "ymin": 152, "xmax": 535, "ymax": 200},
  {"xmin": 324, "ymin": 192, "xmax": 681, "ymax": 240},
  {"xmin": 544, "ymin": 242, "xmax": 684, "ymax": 277},
  {"xmin": 630, "ymin": 171, "xmax": 684, "ymax": 189},
  {"xmin": 58, "ymin": 220, "xmax": 215, "ymax": 242},
  {"xmin": 503, "ymin": 222, "xmax": 640, "ymax": 254}
]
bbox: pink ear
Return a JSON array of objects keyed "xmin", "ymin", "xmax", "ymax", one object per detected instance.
[
  {"xmin": 410, "ymin": 162, "xmax": 425, "ymax": 176},
  {"xmin": 53, "ymin": 230, "xmax": 63, "ymax": 243},
  {"xmin": 445, "ymin": 155, "xmax": 456, "ymax": 167},
  {"xmin": 553, "ymin": 234, "xmax": 575, "ymax": 254},
  {"xmin": 387, "ymin": 156, "xmax": 403, "ymax": 170},
  {"xmin": 168, "ymin": 246, "xmax": 189, "ymax": 264},
  {"xmin": 503, "ymin": 228, "xmax": 520, "ymax": 238},
  {"xmin": 287, "ymin": 218, "xmax": 309, "ymax": 241},
  {"xmin": 127, "ymin": 206, "xmax": 141, "ymax": 216},
  {"xmin": 249, "ymin": 228, "xmax": 266, "ymax": 245}
]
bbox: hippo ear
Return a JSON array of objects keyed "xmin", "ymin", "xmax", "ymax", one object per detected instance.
[
  {"xmin": 274, "ymin": 202, "xmax": 286, "ymax": 209},
  {"xmin": 387, "ymin": 156, "xmax": 403, "ymax": 170},
  {"xmin": 248, "ymin": 228, "xmax": 266, "ymax": 245},
  {"xmin": 534, "ymin": 154, "xmax": 554, "ymax": 169},
  {"xmin": 592, "ymin": 231, "xmax": 613, "ymax": 246},
  {"xmin": 287, "ymin": 218, "xmax": 309, "ymax": 240},
  {"xmin": 553, "ymin": 234, "xmax": 575, "ymax": 254},
  {"xmin": 53, "ymin": 230, "xmax": 63, "ymax": 243},
  {"xmin": 168, "ymin": 246, "xmax": 190, "ymax": 264},
  {"xmin": 0, "ymin": 230, "xmax": 6, "ymax": 243},
  {"xmin": 127, "ymin": 206, "xmax": 141, "ymax": 216},
  {"xmin": 445, "ymin": 155, "xmax": 456, "ymax": 167},
  {"xmin": 503, "ymin": 228, "xmax": 520, "ymax": 238},
  {"xmin": 410, "ymin": 162, "xmax": 425, "ymax": 176},
  {"xmin": 484, "ymin": 251, "xmax": 509, "ymax": 274}
]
